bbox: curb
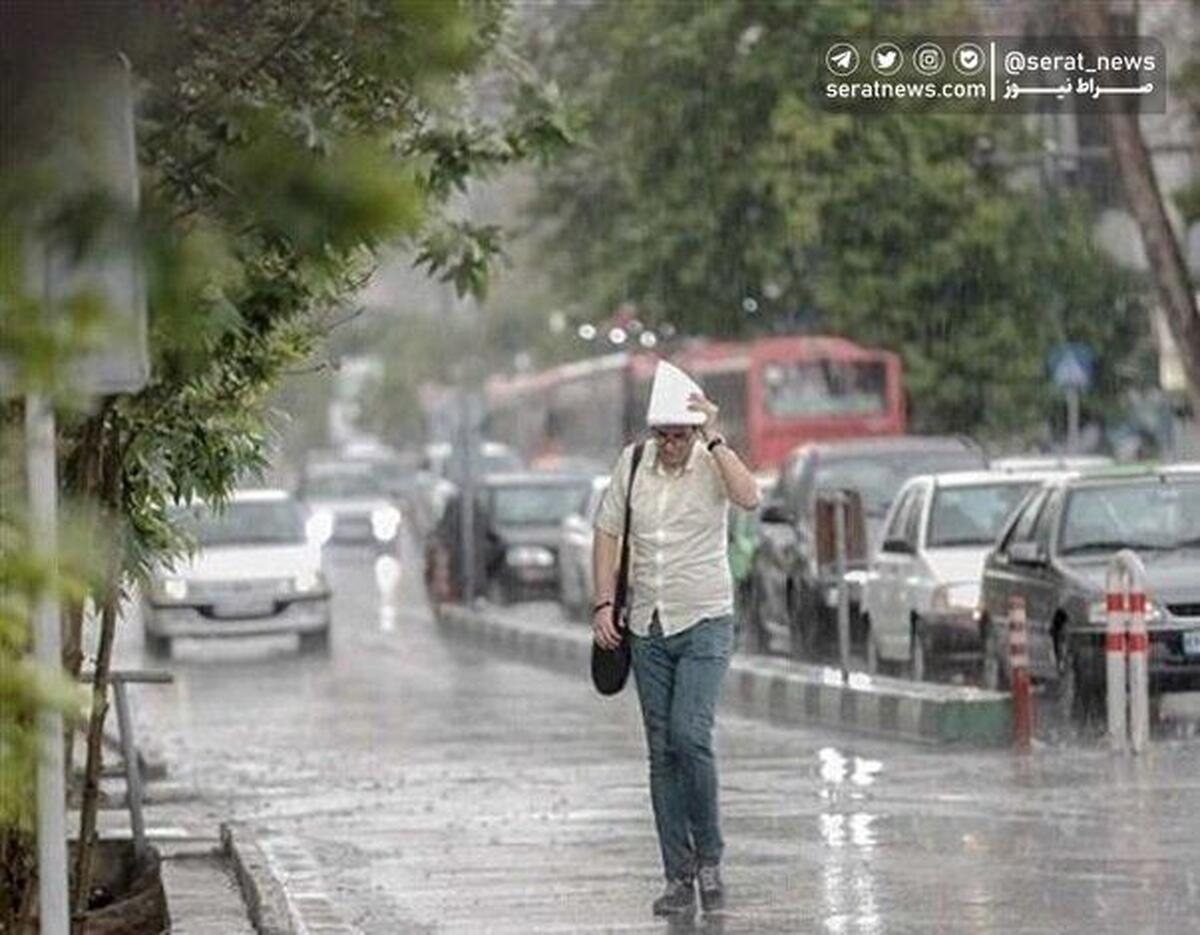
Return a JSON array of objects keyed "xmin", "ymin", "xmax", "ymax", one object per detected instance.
[
  {"xmin": 222, "ymin": 824, "xmax": 296, "ymax": 935},
  {"xmin": 439, "ymin": 604, "xmax": 1013, "ymax": 747}
]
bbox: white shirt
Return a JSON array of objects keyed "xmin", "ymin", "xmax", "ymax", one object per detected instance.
[{"xmin": 594, "ymin": 438, "xmax": 733, "ymax": 637}]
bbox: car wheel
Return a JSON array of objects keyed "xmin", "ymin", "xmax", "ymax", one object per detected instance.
[
  {"xmin": 1053, "ymin": 628, "xmax": 1088, "ymax": 724},
  {"xmin": 910, "ymin": 621, "xmax": 929, "ymax": 682},
  {"xmin": 864, "ymin": 616, "xmax": 879, "ymax": 674},
  {"xmin": 299, "ymin": 628, "xmax": 330, "ymax": 655},
  {"xmin": 981, "ymin": 621, "xmax": 1007, "ymax": 690},
  {"xmin": 792, "ymin": 588, "xmax": 823, "ymax": 661},
  {"xmin": 742, "ymin": 580, "xmax": 768, "ymax": 655}
]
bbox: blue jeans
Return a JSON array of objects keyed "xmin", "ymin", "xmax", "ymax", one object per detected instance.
[{"xmin": 631, "ymin": 614, "xmax": 734, "ymax": 881}]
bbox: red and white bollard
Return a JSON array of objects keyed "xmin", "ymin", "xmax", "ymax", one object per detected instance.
[
  {"xmin": 1009, "ymin": 594, "xmax": 1032, "ymax": 751},
  {"xmin": 1103, "ymin": 582, "xmax": 1127, "ymax": 753},
  {"xmin": 1127, "ymin": 588, "xmax": 1150, "ymax": 753},
  {"xmin": 1106, "ymin": 550, "xmax": 1151, "ymax": 754}
]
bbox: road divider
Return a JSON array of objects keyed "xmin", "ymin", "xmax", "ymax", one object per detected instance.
[{"xmin": 437, "ymin": 604, "xmax": 1013, "ymax": 746}]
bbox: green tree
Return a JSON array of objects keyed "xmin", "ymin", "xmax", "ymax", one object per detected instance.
[
  {"xmin": 1, "ymin": 0, "xmax": 568, "ymax": 924},
  {"xmin": 531, "ymin": 0, "xmax": 1152, "ymax": 439}
]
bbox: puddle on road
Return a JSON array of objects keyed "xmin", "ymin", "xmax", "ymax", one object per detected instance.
[{"xmin": 816, "ymin": 747, "xmax": 883, "ymax": 788}]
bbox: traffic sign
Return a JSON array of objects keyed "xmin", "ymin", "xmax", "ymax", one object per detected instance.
[{"xmin": 1048, "ymin": 343, "xmax": 1094, "ymax": 392}]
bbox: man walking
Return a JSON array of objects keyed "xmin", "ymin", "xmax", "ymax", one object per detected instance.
[{"xmin": 592, "ymin": 361, "xmax": 759, "ymax": 916}]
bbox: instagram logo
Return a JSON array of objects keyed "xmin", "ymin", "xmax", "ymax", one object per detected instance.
[{"xmin": 913, "ymin": 42, "xmax": 945, "ymax": 76}]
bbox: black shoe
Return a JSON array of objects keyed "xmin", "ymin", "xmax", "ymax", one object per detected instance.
[
  {"xmin": 652, "ymin": 878, "xmax": 696, "ymax": 917},
  {"xmin": 697, "ymin": 864, "xmax": 724, "ymax": 912}
]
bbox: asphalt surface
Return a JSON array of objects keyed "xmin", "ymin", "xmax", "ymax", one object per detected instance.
[{"xmin": 120, "ymin": 535, "xmax": 1200, "ymax": 934}]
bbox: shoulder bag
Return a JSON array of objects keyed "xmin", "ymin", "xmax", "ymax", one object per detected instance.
[{"xmin": 590, "ymin": 440, "xmax": 646, "ymax": 696}]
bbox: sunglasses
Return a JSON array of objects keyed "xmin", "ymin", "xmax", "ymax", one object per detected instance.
[{"xmin": 652, "ymin": 428, "xmax": 694, "ymax": 444}]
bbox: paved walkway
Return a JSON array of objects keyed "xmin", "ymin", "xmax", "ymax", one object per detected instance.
[{"xmin": 160, "ymin": 845, "xmax": 255, "ymax": 935}]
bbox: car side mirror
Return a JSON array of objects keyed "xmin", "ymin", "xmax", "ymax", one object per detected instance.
[
  {"xmin": 1008, "ymin": 542, "xmax": 1045, "ymax": 566},
  {"xmin": 760, "ymin": 504, "xmax": 793, "ymax": 525},
  {"xmin": 881, "ymin": 538, "xmax": 914, "ymax": 555}
]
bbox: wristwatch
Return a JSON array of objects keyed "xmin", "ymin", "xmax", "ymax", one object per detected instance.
[{"xmin": 706, "ymin": 435, "xmax": 726, "ymax": 453}]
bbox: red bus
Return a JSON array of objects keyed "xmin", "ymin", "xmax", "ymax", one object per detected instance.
[{"xmin": 484, "ymin": 335, "xmax": 905, "ymax": 471}]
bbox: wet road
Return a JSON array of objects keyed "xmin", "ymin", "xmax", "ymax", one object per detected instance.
[{"xmin": 123, "ymin": 538, "xmax": 1200, "ymax": 934}]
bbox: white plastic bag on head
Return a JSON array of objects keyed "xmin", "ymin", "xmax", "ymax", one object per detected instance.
[{"xmin": 646, "ymin": 361, "xmax": 706, "ymax": 426}]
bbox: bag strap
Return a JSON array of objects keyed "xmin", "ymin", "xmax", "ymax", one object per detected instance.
[{"xmin": 613, "ymin": 441, "xmax": 646, "ymax": 628}]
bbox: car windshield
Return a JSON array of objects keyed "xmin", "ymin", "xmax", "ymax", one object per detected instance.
[
  {"xmin": 490, "ymin": 483, "xmax": 590, "ymax": 526},
  {"xmin": 1060, "ymin": 479, "xmax": 1200, "ymax": 554},
  {"xmin": 303, "ymin": 470, "xmax": 381, "ymax": 499},
  {"xmin": 927, "ymin": 482, "xmax": 1037, "ymax": 547},
  {"xmin": 175, "ymin": 500, "xmax": 306, "ymax": 547},
  {"xmin": 816, "ymin": 449, "xmax": 984, "ymax": 515}
]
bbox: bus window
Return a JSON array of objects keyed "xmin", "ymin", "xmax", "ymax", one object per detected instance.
[
  {"xmin": 698, "ymin": 370, "xmax": 748, "ymax": 456},
  {"xmin": 762, "ymin": 359, "xmax": 887, "ymax": 418}
]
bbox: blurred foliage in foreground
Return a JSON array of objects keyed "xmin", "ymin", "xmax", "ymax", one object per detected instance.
[
  {"xmin": 530, "ymin": 0, "xmax": 1158, "ymax": 440},
  {"xmin": 0, "ymin": 0, "xmax": 567, "ymax": 924}
]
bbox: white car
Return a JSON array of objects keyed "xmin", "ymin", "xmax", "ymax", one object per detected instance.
[
  {"xmin": 298, "ymin": 461, "xmax": 402, "ymax": 551},
  {"xmin": 142, "ymin": 490, "xmax": 332, "ymax": 656},
  {"xmin": 558, "ymin": 476, "xmax": 610, "ymax": 620},
  {"xmin": 863, "ymin": 470, "xmax": 1063, "ymax": 680}
]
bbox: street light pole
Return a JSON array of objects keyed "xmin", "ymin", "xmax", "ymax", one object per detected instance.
[{"xmin": 27, "ymin": 392, "xmax": 69, "ymax": 935}]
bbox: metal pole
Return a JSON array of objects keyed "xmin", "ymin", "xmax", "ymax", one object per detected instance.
[
  {"xmin": 458, "ymin": 390, "xmax": 476, "ymax": 604},
  {"xmin": 112, "ymin": 680, "xmax": 147, "ymax": 864},
  {"xmin": 833, "ymin": 492, "xmax": 850, "ymax": 683},
  {"xmin": 1127, "ymin": 585, "xmax": 1151, "ymax": 754},
  {"xmin": 27, "ymin": 393, "xmax": 69, "ymax": 935},
  {"xmin": 1104, "ymin": 565, "xmax": 1128, "ymax": 753},
  {"xmin": 1009, "ymin": 594, "xmax": 1033, "ymax": 752},
  {"xmin": 1066, "ymin": 387, "xmax": 1080, "ymax": 453}
]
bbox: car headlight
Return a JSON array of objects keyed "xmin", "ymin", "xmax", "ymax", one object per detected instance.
[
  {"xmin": 506, "ymin": 546, "xmax": 555, "ymax": 568},
  {"xmin": 306, "ymin": 510, "xmax": 334, "ymax": 546},
  {"xmin": 294, "ymin": 569, "xmax": 323, "ymax": 593},
  {"xmin": 371, "ymin": 506, "xmax": 401, "ymax": 542},
  {"xmin": 1088, "ymin": 597, "xmax": 1165, "ymax": 626},
  {"xmin": 163, "ymin": 577, "xmax": 188, "ymax": 601}
]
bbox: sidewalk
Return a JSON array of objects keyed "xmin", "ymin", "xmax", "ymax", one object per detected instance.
[
  {"xmin": 438, "ymin": 601, "xmax": 1015, "ymax": 746},
  {"xmin": 89, "ymin": 780, "xmax": 256, "ymax": 933},
  {"xmin": 161, "ymin": 842, "xmax": 255, "ymax": 935}
]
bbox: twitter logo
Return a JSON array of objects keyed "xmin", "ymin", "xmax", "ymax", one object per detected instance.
[{"xmin": 871, "ymin": 42, "xmax": 903, "ymax": 76}]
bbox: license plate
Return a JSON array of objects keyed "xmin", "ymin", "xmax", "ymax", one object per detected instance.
[
  {"xmin": 213, "ymin": 599, "xmax": 275, "ymax": 619},
  {"xmin": 1183, "ymin": 631, "xmax": 1200, "ymax": 656}
]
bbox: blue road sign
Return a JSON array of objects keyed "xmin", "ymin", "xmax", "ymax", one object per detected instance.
[{"xmin": 1048, "ymin": 343, "xmax": 1094, "ymax": 392}]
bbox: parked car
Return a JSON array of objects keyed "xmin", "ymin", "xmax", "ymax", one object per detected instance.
[
  {"xmin": 558, "ymin": 476, "xmax": 611, "ymax": 620},
  {"xmin": 298, "ymin": 460, "xmax": 402, "ymax": 552},
  {"xmin": 746, "ymin": 436, "xmax": 987, "ymax": 659},
  {"xmin": 991, "ymin": 455, "xmax": 1114, "ymax": 472},
  {"xmin": 142, "ymin": 490, "xmax": 331, "ymax": 657},
  {"xmin": 863, "ymin": 469, "xmax": 1060, "ymax": 680},
  {"xmin": 412, "ymin": 440, "xmax": 524, "ymax": 542},
  {"xmin": 979, "ymin": 465, "xmax": 1200, "ymax": 718},
  {"xmin": 480, "ymin": 472, "xmax": 594, "ymax": 605}
]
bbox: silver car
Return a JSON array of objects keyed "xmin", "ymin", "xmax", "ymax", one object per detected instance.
[
  {"xmin": 558, "ymin": 476, "xmax": 610, "ymax": 621},
  {"xmin": 142, "ymin": 490, "xmax": 332, "ymax": 657}
]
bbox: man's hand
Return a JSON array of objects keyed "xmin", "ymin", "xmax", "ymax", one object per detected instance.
[
  {"xmin": 688, "ymin": 392, "xmax": 719, "ymax": 436},
  {"xmin": 593, "ymin": 604, "xmax": 621, "ymax": 649}
]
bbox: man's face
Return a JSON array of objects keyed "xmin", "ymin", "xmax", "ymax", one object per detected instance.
[{"xmin": 652, "ymin": 425, "xmax": 696, "ymax": 469}]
